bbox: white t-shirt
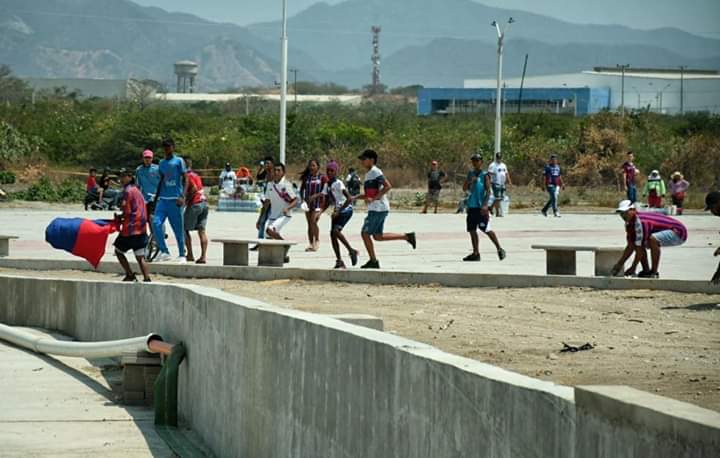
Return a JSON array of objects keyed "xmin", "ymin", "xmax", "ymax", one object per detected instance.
[
  {"xmin": 488, "ymin": 161, "xmax": 509, "ymax": 186},
  {"xmin": 363, "ymin": 165, "xmax": 390, "ymax": 212},
  {"xmin": 264, "ymin": 177, "xmax": 296, "ymax": 220},
  {"xmin": 323, "ymin": 178, "xmax": 350, "ymax": 210},
  {"xmin": 219, "ymin": 170, "xmax": 237, "ymax": 194}
]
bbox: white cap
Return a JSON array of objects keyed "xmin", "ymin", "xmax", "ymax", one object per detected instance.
[
  {"xmin": 650, "ymin": 169, "xmax": 660, "ymax": 176},
  {"xmin": 615, "ymin": 200, "xmax": 634, "ymax": 213}
]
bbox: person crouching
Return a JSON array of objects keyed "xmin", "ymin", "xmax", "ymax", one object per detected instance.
[{"xmin": 114, "ymin": 169, "xmax": 151, "ymax": 282}]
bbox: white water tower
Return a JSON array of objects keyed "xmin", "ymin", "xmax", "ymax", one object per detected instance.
[{"xmin": 174, "ymin": 60, "xmax": 199, "ymax": 93}]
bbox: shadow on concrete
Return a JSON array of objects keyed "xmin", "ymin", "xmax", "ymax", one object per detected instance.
[{"xmin": 661, "ymin": 302, "xmax": 720, "ymax": 312}]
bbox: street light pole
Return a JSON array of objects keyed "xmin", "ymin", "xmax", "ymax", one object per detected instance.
[
  {"xmin": 616, "ymin": 64, "xmax": 630, "ymax": 116},
  {"xmin": 492, "ymin": 17, "xmax": 514, "ymax": 156},
  {"xmin": 679, "ymin": 65, "xmax": 687, "ymax": 114},
  {"xmin": 279, "ymin": 0, "xmax": 289, "ymax": 165}
]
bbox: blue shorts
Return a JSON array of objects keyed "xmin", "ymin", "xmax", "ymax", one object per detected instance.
[
  {"xmin": 331, "ymin": 208, "xmax": 353, "ymax": 232},
  {"xmin": 651, "ymin": 230, "xmax": 685, "ymax": 247},
  {"xmin": 362, "ymin": 211, "xmax": 388, "ymax": 236}
]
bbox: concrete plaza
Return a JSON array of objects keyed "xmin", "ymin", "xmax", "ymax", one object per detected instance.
[{"xmin": 1, "ymin": 206, "xmax": 718, "ymax": 280}]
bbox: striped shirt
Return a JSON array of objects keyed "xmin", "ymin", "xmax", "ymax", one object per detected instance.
[
  {"xmin": 303, "ymin": 173, "xmax": 327, "ymax": 209},
  {"xmin": 120, "ymin": 184, "xmax": 148, "ymax": 237},
  {"xmin": 627, "ymin": 212, "xmax": 687, "ymax": 247}
]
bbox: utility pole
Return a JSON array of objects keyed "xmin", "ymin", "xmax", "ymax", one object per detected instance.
[
  {"xmin": 289, "ymin": 68, "xmax": 299, "ymax": 106},
  {"xmin": 517, "ymin": 53, "xmax": 528, "ymax": 114},
  {"xmin": 491, "ymin": 17, "xmax": 514, "ymax": 156},
  {"xmin": 279, "ymin": 0, "xmax": 289, "ymax": 165},
  {"xmin": 679, "ymin": 65, "xmax": 687, "ymax": 114},
  {"xmin": 371, "ymin": 26, "xmax": 382, "ymax": 95},
  {"xmin": 616, "ymin": 64, "xmax": 630, "ymax": 116}
]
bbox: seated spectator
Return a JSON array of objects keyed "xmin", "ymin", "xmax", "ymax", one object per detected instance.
[{"xmin": 219, "ymin": 163, "xmax": 237, "ymax": 196}]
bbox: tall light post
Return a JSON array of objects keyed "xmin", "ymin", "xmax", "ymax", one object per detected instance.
[
  {"xmin": 279, "ymin": 0, "xmax": 289, "ymax": 165},
  {"xmin": 631, "ymin": 86, "xmax": 642, "ymax": 109},
  {"xmin": 616, "ymin": 64, "xmax": 630, "ymax": 117},
  {"xmin": 656, "ymin": 83, "xmax": 672, "ymax": 113},
  {"xmin": 491, "ymin": 17, "xmax": 514, "ymax": 156},
  {"xmin": 679, "ymin": 65, "xmax": 687, "ymax": 114}
]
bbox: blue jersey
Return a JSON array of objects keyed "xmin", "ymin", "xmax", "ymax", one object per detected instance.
[
  {"xmin": 158, "ymin": 155, "xmax": 186, "ymax": 199},
  {"xmin": 135, "ymin": 164, "xmax": 161, "ymax": 202},
  {"xmin": 544, "ymin": 164, "xmax": 561, "ymax": 186},
  {"xmin": 466, "ymin": 170, "xmax": 487, "ymax": 209}
]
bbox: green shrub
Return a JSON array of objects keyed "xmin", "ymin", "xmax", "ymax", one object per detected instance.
[
  {"xmin": 0, "ymin": 170, "xmax": 15, "ymax": 184},
  {"xmin": 12, "ymin": 176, "xmax": 85, "ymax": 202}
]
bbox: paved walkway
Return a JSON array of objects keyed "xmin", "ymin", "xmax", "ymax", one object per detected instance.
[
  {"xmin": 2, "ymin": 208, "xmax": 719, "ymax": 280},
  {"xmin": 0, "ymin": 328, "xmax": 173, "ymax": 457}
]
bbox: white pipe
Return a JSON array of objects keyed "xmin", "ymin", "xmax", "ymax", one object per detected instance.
[{"xmin": 0, "ymin": 323, "xmax": 160, "ymax": 359}]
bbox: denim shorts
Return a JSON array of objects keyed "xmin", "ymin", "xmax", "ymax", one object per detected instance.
[
  {"xmin": 651, "ymin": 230, "xmax": 685, "ymax": 247},
  {"xmin": 362, "ymin": 211, "xmax": 388, "ymax": 235},
  {"xmin": 331, "ymin": 208, "xmax": 353, "ymax": 232}
]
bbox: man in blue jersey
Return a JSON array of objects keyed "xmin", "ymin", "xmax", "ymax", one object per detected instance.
[
  {"xmin": 462, "ymin": 153, "xmax": 506, "ymax": 262},
  {"xmin": 153, "ymin": 138, "xmax": 188, "ymax": 263},
  {"xmin": 541, "ymin": 154, "xmax": 564, "ymax": 217},
  {"xmin": 135, "ymin": 149, "xmax": 161, "ymax": 208}
]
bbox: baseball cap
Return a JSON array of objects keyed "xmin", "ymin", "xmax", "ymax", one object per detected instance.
[
  {"xmin": 358, "ymin": 149, "xmax": 378, "ymax": 162},
  {"xmin": 471, "ymin": 153, "xmax": 482, "ymax": 161},
  {"xmin": 142, "ymin": 149, "xmax": 153, "ymax": 159},
  {"xmin": 615, "ymin": 200, "xmax": 635, "ymax": 213},
  {"xmin": 705, "ymin": 191, "xmax": 720, "ymax": 211}
]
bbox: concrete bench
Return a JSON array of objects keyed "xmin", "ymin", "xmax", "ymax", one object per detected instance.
[
  {"xmin": 0, "ymin": 235, "xmax": 18, "ymax": 257},
  {"xmin": 531, "ymin": 245, "xmax": 625, "ymax": 276},
  {"xmin": 213, "ymin": 239, "xmax": 297, "ymax": 267}
]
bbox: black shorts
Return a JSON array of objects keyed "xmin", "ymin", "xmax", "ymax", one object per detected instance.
[
  {"xmin": 114, "ymin": 234, "xmax": 148, "ymax": 256},
  {"xmin": 466, "ymin": 208, "xmax": 492, "ymax": 233}
]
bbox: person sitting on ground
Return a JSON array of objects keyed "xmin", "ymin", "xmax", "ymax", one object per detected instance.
[
  {"xmin": 257, "ymin": 163, "xmax": 298, "ymax": 263},
  {"xmin": 488, "ymin": 152, "xmax": 512, "ymax": 217},
  {"xmin": 611, "ymin": 200, "xmax": 687, "ymax": 279},
  {"xmin": 462, "ymin": 153, "xmax": 506, "ymax": 262},
  {"xmin": 219, "ymin": 162, "xmax": 237, "ymax": 196},
  {"xmin": 704, "ymin": 191, "xmax": 720, "ymax": 284},
  {"xmin": 183, "ymin": 158, "xmax": 209, "ymax": 264},
  {"xmin": 422, "ymin": 160, "xmax": 446, "ymax": 214},
  {"xmin": 113, "ymin": 169, "xmax": 151, "ymax": 282},
  {"xmin": 236, "ymin": 166, "xmax": 253, "ymax": 187},
  {"xmin": 669, "ymin": 172, "xmax": 689, "ymax": 215},
  {"xmin": 643, "ymin": 170, "xmax": 666, "ymax": 208}
]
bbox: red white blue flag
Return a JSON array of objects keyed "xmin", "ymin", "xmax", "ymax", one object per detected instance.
[{"xmin": 45, "ymin": 218, "xmax": 118, "ymax": 268}]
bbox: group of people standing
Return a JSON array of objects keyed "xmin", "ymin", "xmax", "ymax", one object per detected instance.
[{"xmin": 622, "ymin": 151, "xmax": 690, "ymax": 213}]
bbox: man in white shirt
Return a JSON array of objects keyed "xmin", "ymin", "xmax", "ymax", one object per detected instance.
[
  {"xmin": 219, "ymin": 162, "xmax": 237, "ymax": 196},
  {"xmin": 257, "ymin": 163, "xmax": 297, "ymax": 254},
  {"xmin": 487, "ymin": 152, "xmax": 512, "ymax": 217}
]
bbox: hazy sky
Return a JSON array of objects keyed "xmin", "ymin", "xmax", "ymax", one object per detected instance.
[{"xmin": 134, "ymin": 0, "xmax": 720, "ymax": 36}]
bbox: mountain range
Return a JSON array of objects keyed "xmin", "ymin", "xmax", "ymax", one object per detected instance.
[{"xmin": 1, "ymin": 0, "xmax": 718, "ymax": 90}]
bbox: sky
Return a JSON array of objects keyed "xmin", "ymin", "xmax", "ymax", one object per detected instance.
[{"xmin": 133, "ymin": 0, "xmax": 720, "ymax": 37}]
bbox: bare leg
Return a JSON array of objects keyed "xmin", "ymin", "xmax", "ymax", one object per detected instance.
[
  {"xmin": 469, "ymin": 231, "xmax": 479, "ymax": 255},
  {"xmin": 648, "ymin": 237, "xmax": 661, "ymax": 273},
  {"xmin": 484, "ymin": 230, "xmax": 502, "ymax": 251},
  {"xmin": 362, "ymin": 232, "xmax": 377, "ymax": 261},
  {"xmin": 198, "ymin": 230, "xmax": 208, "ymax": 262},
  {"xmin": 336, "ymin": 231, "xmax": 353, "ymax": 253},
  {"xmin": 330, "ymin": 230, "xmax": 341, "ymax": 260},
  {"xmin": 184, "ymin": 232, "xmax": 195, "ymax": 261},
  {"xmin": 267, "ymin": 227, "xmax": 283, "ymax": 240},
  {"xmin": 115, "ymin": 251, "xmax": 133, "ymax": 277},
  {"xmin": 434, "ymin": 199, "xmax": 439, "ymax": 214},
  {"xmin": 373, "ymin": 233, "xmax": 409, "ymax": 242},
  {"xmin": 305, "ymin": 211, "xmax": 313, "ymax": 246},
  {"xmin": 136, "ymin": 255, "xmax": 151, "ymax": 281},
  {"xmin": 312, "ymin": 211, "xmax": 321, "ymax": 246},
  {"xmin": 422, "ymin": 198, "xmax": 428, "ymax": 214}
]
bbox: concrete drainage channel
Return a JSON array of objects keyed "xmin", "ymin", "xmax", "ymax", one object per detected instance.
[{"xmin": 1, "ymin": 274, "xmax": 719, "ymax": 457}]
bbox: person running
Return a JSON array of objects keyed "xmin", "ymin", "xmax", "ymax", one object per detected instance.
[
  {"xmin": 310, "ymin": 161, "xmax": 359, "ymax": 269},
  {"xmin": 669, "ymin": 172, "xmax": 689, "ymax": 215},
  {"xmin": 135, "ymin": 150, "xmax": 161, "ymax": 208},
  {"xmin": 643, "ymin": 170, "xmax": 666, "ymax": 208},
  {"xmin": 422, "ymin": 160, "xmax": 446, "ymax": 214},
  {"xmin": 219, "ymin": 162, "xmax": 237, "ymax": 196},
  {"xmin": 705, "ymin": 192, "xmax": 720, "ymax": 284},
  {"xmin": 541, "ymin": 154, "xmax": 564, "ymax": 217},
  {"xmin": 355, "ymin": 149, "xmax": 416, "ymax": 269},
  {"xmin": 299, "ymin": 159, "xmax": 327, "ymax": 252},
  {"xmin": 462, "ymin": 153, "xmax": 506, "ymax": 262},
  {"xmin": 183, "ymin": 158, "xmax": 209, "ymax": 264},
  {"xmin": 253, "ymin": 157, "xmax": 275, "ymax": 249},
  {"xmin": 621, "ymin": 151, "xmax": 640, "ymax": 204},
  {"xmin": 487, "ymin": 152, "xmax": 512, "ymax": 217},
  {"xmin": 113, "ymin": 169, "xmax": 151, "ymax": 282},
  {"xmin": 611, "ymin": 200, "xmax": 687, "ymax": 279},
  {"xmin": 258, "ymin": 163, "xmax": 298, "ymax": 263},
  {"xmin": 153, "ymin": 138, "xmax": 188, "ymax": 263}
]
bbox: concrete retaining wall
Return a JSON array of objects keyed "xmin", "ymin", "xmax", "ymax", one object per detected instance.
[
  {"xmin": 1, "ymin": 274, "xmax": 717, "ymax": 457},
  {"xmin": 2, "ymin": 257, "xmax": 719, "ymax": 294}
]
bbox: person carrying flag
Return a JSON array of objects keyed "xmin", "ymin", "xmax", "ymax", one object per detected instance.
[{"xmin": 114, "ymin": 169, "xmax": 151, "ymax": 282}]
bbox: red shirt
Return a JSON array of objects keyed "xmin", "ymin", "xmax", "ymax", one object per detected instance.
[
  {"xmin": 120, "ymin": 184, "xmax": 147, "ymax": 236},
  {"xmin": 186, "ymin": 170, "xmax": 206, "ymax": 206},
  {"xmin": 86, "ymin": 176, "xmax": 97, "ymax": 192},
  {"xmin": 622, "ymin": 162, "xmax": 637, "ymax": 186}
]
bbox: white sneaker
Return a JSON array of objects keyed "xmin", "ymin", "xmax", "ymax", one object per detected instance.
[
  {"xmin": 176, "ymin": 256, "xmax": 187, "ymax": 264},
  {"xmin": 156, "ymin": 252, "xmax": 172, "ymax": 263}
]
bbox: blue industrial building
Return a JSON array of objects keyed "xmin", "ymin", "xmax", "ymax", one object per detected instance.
[{"xmin": 417, "ymin": 87, "xmax": 611, "ymax": 116}]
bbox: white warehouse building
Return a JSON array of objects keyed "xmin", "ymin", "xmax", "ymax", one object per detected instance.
[{"xmin": 464, "ymin": 67, "xmax": 720, "ymax": 114}]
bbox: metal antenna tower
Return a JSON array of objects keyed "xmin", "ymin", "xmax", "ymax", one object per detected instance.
[{"xmin": 371, "ymin": 26, "xmax": 382, "ymax": 95}]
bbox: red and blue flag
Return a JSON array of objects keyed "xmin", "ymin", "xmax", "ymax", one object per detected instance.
[{"xmin": 45, "ymin": 218, "xmax": 118, "ymax": 268}]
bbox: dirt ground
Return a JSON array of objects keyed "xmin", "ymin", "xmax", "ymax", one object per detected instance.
[{"xmin": 2, "ymin": 267, "xmax": 719, "ymax": 412}]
